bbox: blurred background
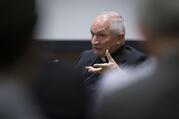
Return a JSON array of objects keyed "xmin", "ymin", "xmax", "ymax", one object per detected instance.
[{"xmin": 33, "ymin": 0, "xmax": 145, "ymax": 62}]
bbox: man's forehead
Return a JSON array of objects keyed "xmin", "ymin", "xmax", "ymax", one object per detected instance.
[
  {"xmin": 90, "ymin": 28, "xmax": 109, "ymax": 34},
  {"xmin": 91, "ymin": 18, "xmax": 111, "ymax": 33}
]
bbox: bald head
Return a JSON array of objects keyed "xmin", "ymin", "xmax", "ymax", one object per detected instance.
[{"xmin": 92, "ymin": 11, "xmax": 125, "ymax": 36}]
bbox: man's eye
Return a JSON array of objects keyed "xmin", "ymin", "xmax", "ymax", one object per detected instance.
[
  {"xmin": 99, "ymin": 34, "xmax": 106, "ymax": 37},
  {"xmin": 90, "ymin": 30, "xmax": 94, "ymax": 35},
  {"xmin": 91, "ymin": 32, "xmax": 94, "ymax": 36},
  {"xmin": 91, "ymin": 34, "xmax": 94, "ymax": 38}
]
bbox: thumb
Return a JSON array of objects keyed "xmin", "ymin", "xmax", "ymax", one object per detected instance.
[{"xmin": 105, "ymin": 49, "xmax": 115, "ymax": 63}]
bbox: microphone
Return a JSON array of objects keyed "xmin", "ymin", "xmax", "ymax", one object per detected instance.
[{"xmin": 86, "ymin": 72, "xmax": 97, "ymax": 81}]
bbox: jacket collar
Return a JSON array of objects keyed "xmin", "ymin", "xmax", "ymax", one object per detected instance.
[
  {"xmin": 91, "ymin": 45, "xmax": 128, "ymax": 65},
  {"xmin": 106, "ymin": 45, "xmax": 127, "ymax": 64}
]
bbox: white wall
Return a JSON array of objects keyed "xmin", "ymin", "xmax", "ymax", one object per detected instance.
[{"xmin": 34, "ymin": 0, "xmax": 143, "ymax": 40}]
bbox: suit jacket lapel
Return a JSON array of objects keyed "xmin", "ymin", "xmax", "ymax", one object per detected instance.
[{"xmin": 111, "ymin": 45, "xmax": 128, "ymax": 67}]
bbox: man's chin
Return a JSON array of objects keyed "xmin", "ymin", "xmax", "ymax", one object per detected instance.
[
  {"xmin": 92, "ymin": 49, "xmax": 105, "ymax": 57},
  {"xmin": 94, "ymin": 52, "xmax": 105, "ymax": 57}
]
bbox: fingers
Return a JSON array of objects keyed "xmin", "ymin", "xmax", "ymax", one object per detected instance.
[
  {"xmin": 105, "ymin": 49, "xmax": 115, "ymax": 63},
  {"xmin": 89, "ymin": 67, "xmax": 102, "ymax": 73},
  {"xmin": 85, "ymin": 66, "xmax": 102, "ymax": 73},
  {"xmin": 93, "ymin": 63, "xmax": 108, "ymax": 68},
  {"xmin": 85, "ymin": 50, "xmax": 118, "ymax": 74},
  {"xmin": 85, "ymin": 66, "xmax": 93, "ymax": 70}
]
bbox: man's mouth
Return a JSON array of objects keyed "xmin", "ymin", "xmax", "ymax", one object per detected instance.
[
  {"xmin": 94, "ymin": 47, "xmax": 101, "ymax": 49},
  {"xmin": 93, "ymin": 46, "xmax": 102, "ymax": 50}
]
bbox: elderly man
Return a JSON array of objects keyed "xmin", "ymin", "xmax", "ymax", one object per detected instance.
[
  {"xmin": 77, "ymin": 11, "xmax": 147, "ymax": 88},
  {"xmin": 94, "ymin": 0, "xmax": 179, "ymax": 119}
]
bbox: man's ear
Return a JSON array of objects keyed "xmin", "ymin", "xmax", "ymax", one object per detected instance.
[
  {"xmin": 119, "ymin": 33, "xmax": 124, "ymax": 40},
  {"xmin": 116, "ymin": 33, "xmax": 124, "ymax": 45}
]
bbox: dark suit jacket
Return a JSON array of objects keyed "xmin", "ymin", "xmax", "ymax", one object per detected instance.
[
  {"xmin": 77, "ymin": 45, "xmax": 147, "ymax": 87},
  {"xmin": 95, "ymin": 53, "xmax": 179, "ymax": 119},
  {"xmin": 77, "ymin": 45, "xmax": 147, "ymax": 118}
]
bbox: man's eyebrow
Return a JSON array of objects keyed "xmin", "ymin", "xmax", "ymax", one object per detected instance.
[
  {"xmin": 98, "ymin": 30, "xmax": 107, "ymax": 33},
  {"xmin": 90, "ymin": 29, "xmax": 107, "ymax": 34}
]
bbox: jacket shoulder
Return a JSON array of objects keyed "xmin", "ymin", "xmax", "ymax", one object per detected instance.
[
  {"xmin": 77, "ymin": 50, "xmax": 96, "ymax": 66},
  {"xmin": 124, "ymin": 46, "xmax": 148, "ymax": 65}
]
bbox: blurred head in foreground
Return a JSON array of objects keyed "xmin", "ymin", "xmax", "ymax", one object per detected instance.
[
  {"xmin": 0, "ymin": 0, "xmax": 37, "ymax": 70},
  {"xmin": 138, "ymin": 0, "xmax": 179, "ymax": 57}
]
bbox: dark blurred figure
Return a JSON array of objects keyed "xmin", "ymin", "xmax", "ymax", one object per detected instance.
[
  {"xmin": 0, "ymin": 0, "xmax": 37, "ymax": 65},
  {"xmin": 32, "ymin": 59, "xmax": 87, "ymax": 119},
  {"xmin": 0, "ymin": 0, "xmax": 87, "ymax": 119},
  {"xmin": 0, "ymin": 0, "xmax": 45, "ymax": 119},
  {"xmin": 94, "ymin": 0, "xmax": 179, "ymax": 119},
  {"xmin": 30, "ymin": 5, "xmax": 86, "ymax": 119}
]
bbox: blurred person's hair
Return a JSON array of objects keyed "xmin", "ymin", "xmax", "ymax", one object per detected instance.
[
  {"xmin": 0, "ymin": 0, "xmax": 37, "ymax": 67},
  {"xmin": 139, "ymin": 0, "xmax": 179, "ymax": 36}
]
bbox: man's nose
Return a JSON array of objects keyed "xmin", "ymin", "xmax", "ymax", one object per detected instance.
[{"xmin": 92, "ymin": 36, "xmax": 99, "ymax": 45}]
